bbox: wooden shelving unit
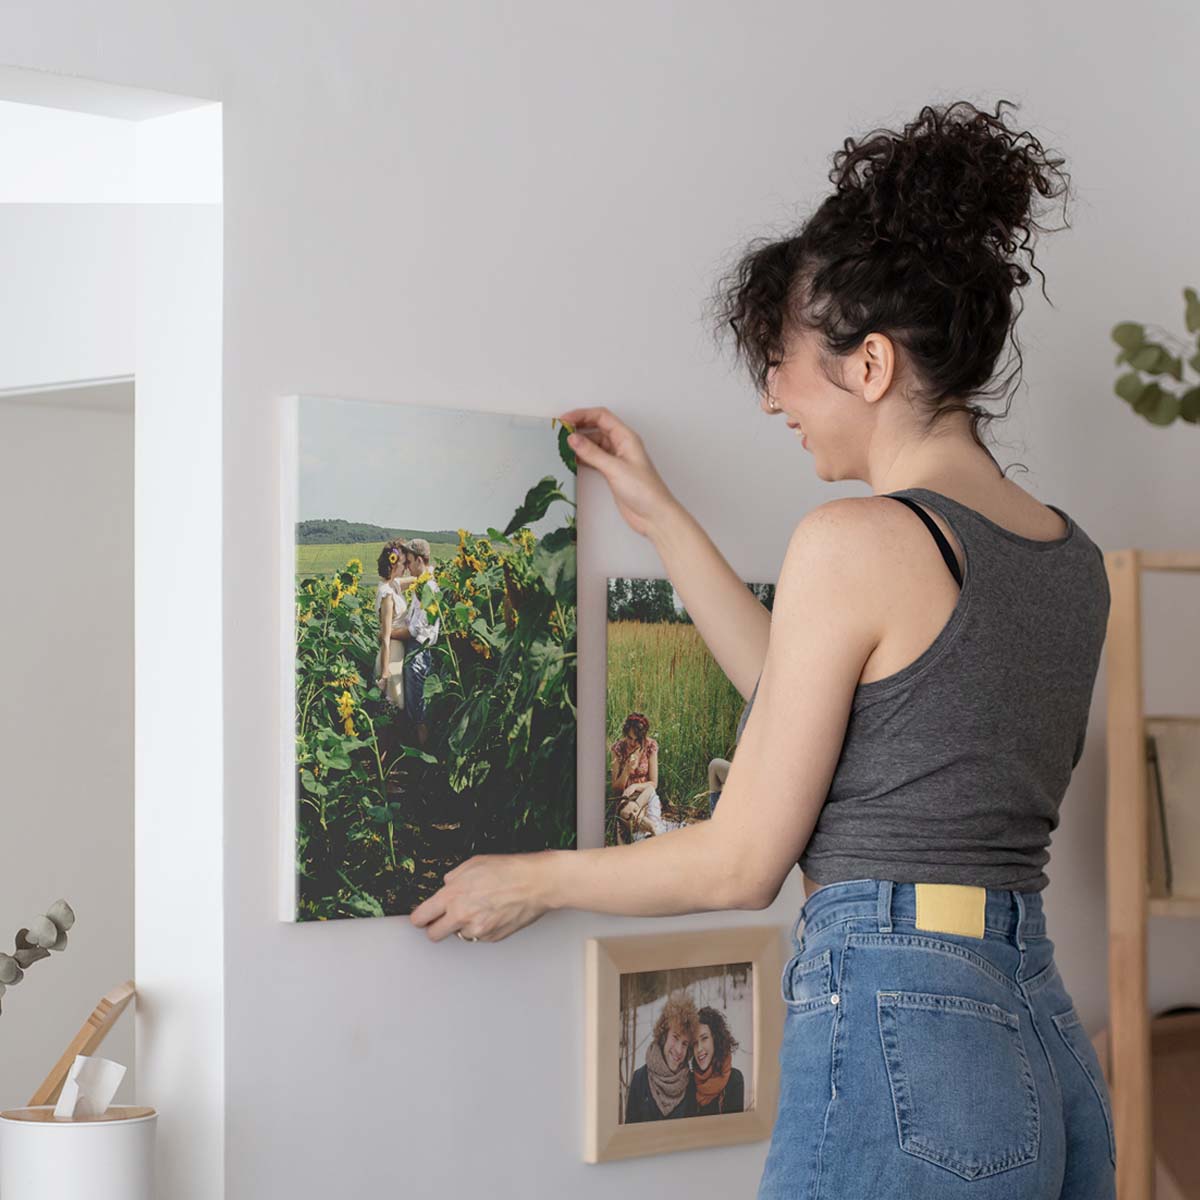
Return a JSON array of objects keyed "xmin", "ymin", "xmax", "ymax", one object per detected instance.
[{"xmin": 1104, "ymin": 548, "xmax": 1200, "ymax": 1200}]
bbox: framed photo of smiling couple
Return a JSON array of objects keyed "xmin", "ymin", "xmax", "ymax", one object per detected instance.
[{"xmin": 584, "ymin": 925, "xmax": 784, "ymax": 1163}]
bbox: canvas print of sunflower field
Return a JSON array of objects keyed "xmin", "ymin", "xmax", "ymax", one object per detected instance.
[{"xmin": 280, "ymin": 395, "xmax": 577, "ymax": 921}]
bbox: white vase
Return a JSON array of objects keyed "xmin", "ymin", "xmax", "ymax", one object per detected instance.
[{"xmin": 0, "ymin": 1105, "xmax": 156, "ymax": 1199}]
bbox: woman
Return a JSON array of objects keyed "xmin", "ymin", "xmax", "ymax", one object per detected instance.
[
  {"xmin": 624, "ymin": 990, "xmax": 699, "ymax": 1123},
  {"xmin": 610, "ymin": 712, "xmax": 666, "ymax": 839},
  {"xmin": 412, "ymin": 100, "xmax": 1115, "ymax": 1199},
  {"xmin": 691, "ymin": 1006, "xmax": 745, "ymax": 1117}
]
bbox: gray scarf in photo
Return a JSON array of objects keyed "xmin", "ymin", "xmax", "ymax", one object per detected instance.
[{"xmin": 645, "ymin": 1037, "xmax": 690, "ymax": 1116}]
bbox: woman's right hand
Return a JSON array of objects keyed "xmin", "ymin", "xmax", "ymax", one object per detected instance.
[{"xmin": 558, "ymin": 406, "xmax": 677, "ymax": 538}]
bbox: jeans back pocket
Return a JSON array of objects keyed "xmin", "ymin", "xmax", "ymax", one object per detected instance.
[
  {"xmin": 877, "ymin": 990, "xmax": 1040, "ymax": 1180},
  {"xmin": 780, "ymin": 946, "xmax": 835, "ymax": 1015},
  {"xmin": 1050, "ymin": 1007, "xmax": 1117, "ymax": 1169}
]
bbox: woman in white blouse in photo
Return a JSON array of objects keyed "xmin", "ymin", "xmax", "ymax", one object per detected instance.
[{"xmin": 375, "ymin": 539, "xmax": 419, "ymax": 710}]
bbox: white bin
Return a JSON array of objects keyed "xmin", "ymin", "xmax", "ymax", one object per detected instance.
[{"xmin": 0, "ymin": 1105, "xmax": 156, "ymax": 1200}]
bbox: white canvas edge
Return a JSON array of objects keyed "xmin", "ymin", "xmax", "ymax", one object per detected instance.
[{"xmin": 278, "ymin": 393, "xmax": 299, "ymax": 921}]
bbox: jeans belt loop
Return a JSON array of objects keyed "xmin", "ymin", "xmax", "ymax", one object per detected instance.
[
  {"xmin": 789, "ymin": 902, "xmax": 806, "ymax": 950},
  {"xmin": 877, "ymin": 879, "xmax": 894, "ymax": 933},
  {"xmin": 1014, "ymin": 888, "xmax": 1027, "ymax": 952}
]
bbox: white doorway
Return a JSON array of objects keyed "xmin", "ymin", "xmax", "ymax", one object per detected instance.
[{"xmin": 0, "ymin": 70, "xmax": 224, "ymax": 1199}]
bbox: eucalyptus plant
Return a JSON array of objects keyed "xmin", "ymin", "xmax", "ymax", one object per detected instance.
[
  {"xmin": 1111, "ymin": 286, "xmax": 1200, "ymax": 427},
  {"xmin": 0, "ymin": 899, "xmax": 75, "ymax": 1015}
]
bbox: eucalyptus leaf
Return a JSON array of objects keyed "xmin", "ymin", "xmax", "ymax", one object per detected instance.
[
  {"xmin": 1110, "ymin": 322, "xmax": 1145, "ymax": 351},
  {"xmin": 27, "ymin": 917, "xmax": 57, "ymax": 949},
  {"xmin": 1132, "ymin": 383, "xmax": 1163, "ymax": 416},
  {"xmin": 1184, "ymin": 287, "xmax": 1200, "ymax": 334},
  {"xmin": 1145, "ymin": 390, "xmax": 1180, "ymax": 426},
  {"xmin": 46, "ymin": 900, "xmax": 75, "ymax": 933}
]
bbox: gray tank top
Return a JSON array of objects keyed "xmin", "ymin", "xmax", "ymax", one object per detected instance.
[{"xmin": 733, "ymin": 486, "xmax": 1110, "ymax": 892}]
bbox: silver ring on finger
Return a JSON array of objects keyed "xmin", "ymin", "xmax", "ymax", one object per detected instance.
[{"xmin": 456, "ymin": 930, "xmax": 479, "ymax": 942}]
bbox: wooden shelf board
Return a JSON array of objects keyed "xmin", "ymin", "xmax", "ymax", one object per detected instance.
[
  {"xmin": 1149, "ymin": 895, "xmax": 1200, "ymax": 918},
  {"xmin": 1135, "ymin": 551, "xmax": 1200, "ymax": 572}
]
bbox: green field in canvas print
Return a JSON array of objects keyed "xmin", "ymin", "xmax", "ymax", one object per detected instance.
[
  {"xmin": 292, "ymin": 397, "xmax": 578, "ymax": 920},
  {"xmin": 605, "ymin": 578, "xmax": 775, "ymax": 845}
]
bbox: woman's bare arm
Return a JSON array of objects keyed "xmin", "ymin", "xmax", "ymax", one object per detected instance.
[
  {"xmin": 560, "ymin": 406, "xmax": 769, "ymax": 700},
  {"xmin": 646, "ymin": 502, "xmax": 771, "ymax": 700},
  {"xmin": 377, "ymin": 597, "xmax": 394, "ymax": 678},
  {"xmin": 535, "ymin": 503, "xmax": 881, "ymax": 917},
  {"xmin": 409, "ymin": 500, "xmax": 884, "ymax": 940}
]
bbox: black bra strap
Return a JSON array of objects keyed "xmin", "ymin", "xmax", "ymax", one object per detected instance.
[{"xmin": 884, "ymin": 494, "xmax": 964, "ymax": 587}]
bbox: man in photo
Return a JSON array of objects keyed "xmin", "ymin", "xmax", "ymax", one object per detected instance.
[
  {"xmin": 624, "ymin": 989, "xmax": 700, "ymax": 1123},
  {"xmin": 401, "ymin": 538, "xmax": 440, "ymax": 748}
]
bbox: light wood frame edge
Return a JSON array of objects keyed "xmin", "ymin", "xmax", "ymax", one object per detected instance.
[{"xmin": 584, "ymin": 924, "xmax": 784, "ymax": 1164}]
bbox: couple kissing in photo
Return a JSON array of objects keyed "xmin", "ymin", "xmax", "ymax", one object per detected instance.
[{"xmin": 374, "ymin": 537, "xmax": 440, "ymax": 748}]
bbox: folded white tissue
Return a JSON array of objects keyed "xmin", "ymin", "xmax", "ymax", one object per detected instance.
[{"xmin": 53, "ymin": 1054, "xmax": 126, "ymax": 1119}]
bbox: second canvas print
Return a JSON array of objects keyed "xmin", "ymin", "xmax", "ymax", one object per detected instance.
[
  {"xmin": 282, "ymin": 395, "xmax": 578, "ymax": 921},
  {"xmin": 605, "ymin": 578, "xmax": 775, "ymax": 845}
]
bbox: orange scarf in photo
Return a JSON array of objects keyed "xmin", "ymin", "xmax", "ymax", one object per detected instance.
[{"xmin": 693, "ymin": 1051, "xmax": 733, "ymax": 1108}]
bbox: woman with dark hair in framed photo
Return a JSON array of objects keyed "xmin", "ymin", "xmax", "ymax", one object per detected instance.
[
  {"xmin": 611, "ymin": 712, "xmax": 664, "ymax": 839},
  {"xmin": 691, "ymin": 1006, "xmax": 745, "ymax": 1116}
]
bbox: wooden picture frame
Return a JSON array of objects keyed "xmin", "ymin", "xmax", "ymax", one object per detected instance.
[{"xmin": 584, "ymin": 925, "xmax": 784, "ymax": 1163}]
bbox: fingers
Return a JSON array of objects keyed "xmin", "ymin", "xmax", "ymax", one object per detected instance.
[
  {"xmin": 424, "ymin": 912, "xmax": 475, "ymax": 943},
  {"xmin": 559, "ymin": 406, "xmax": 639, "ymax": 456},
  {"xmin": 410, "ymin": 860, "xmax": 479, "ymax": 942},
  {"xmin": 566, "ymin": 428, "xmax": 619, "ymax": 476},
  {"xmin": 411, "ymin": 891, "xmax": 466, "ymax": 942},
  {"xmin": 558, "ymin": 405, "xmax": 624, "ymax": 432},
  {"xmin": 409, "ymin": 890, "xmax": 447, "ymax": 929}
]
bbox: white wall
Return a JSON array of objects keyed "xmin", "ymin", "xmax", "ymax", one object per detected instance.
[
  {"xmin": 3, "ymin": 5, "xmax": 1199, "ymax": 1198},
  {"xmin": 0, "ymin": 204, "xmax": 134, "ymax": 390},
  {"xmin": 0, "ymin": 384, "xmax": 135, "ymax": 1106}
]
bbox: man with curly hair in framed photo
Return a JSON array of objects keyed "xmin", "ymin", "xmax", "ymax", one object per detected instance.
[{"xmin": 623, "ymin": 989, "xmax": 700, "ymax": 1123}]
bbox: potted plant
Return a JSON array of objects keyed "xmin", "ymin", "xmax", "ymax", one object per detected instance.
[
  {"xmin": 1111, "ymin": 286, "xmax": 1200, "ymax": 427},
  {"xmin": 0, "ymin": 900, "xmax": 75, "ymax": 1014}
]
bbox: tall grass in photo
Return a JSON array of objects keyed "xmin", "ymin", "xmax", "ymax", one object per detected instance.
[{"xmin": 604, "ymin": 580, "xmax": 774, "ymax": 844}]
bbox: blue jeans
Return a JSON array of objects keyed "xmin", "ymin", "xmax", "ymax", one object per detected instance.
[
  {"xmin": 758, "ymin": 879, "xmax": 1116, "ymax": 1199},
  {"xmin": 402, "ymin": 646, "xmax": 433, "ymax": 724}
]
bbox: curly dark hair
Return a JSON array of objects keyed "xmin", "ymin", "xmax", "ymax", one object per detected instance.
[
  {"xmin": 708, "ymin": 98, "xmax": 1072, "ymax": 465},
  {"xmin": 695, "ymin": 1005, "xmax": 740, "ymax": 1071}
]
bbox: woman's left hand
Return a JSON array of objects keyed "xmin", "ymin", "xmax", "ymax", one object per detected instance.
[{"xmin": 409, "ymin": 851, "xmax": 554, "ymax": 942}]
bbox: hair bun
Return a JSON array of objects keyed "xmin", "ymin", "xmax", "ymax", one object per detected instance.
[{"xmin": 829, "ymin": 99, "xmax": 1069, "ymax": 278}]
